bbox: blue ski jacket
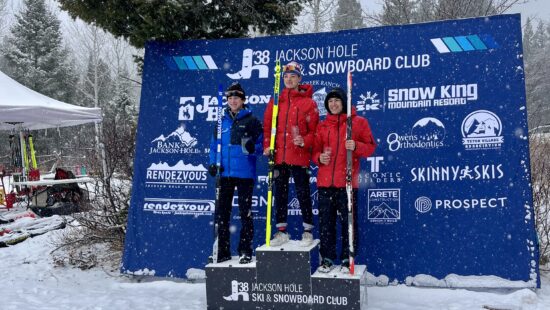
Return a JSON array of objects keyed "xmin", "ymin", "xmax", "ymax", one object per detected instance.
[{"xmin": 209, "ymin": 107, "xmax": 263, "ymax": 179}]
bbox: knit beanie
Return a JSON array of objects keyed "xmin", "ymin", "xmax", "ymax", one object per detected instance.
[
  {"xmin": 324, "ymin": 87, "xmax": 348, "ymax": 114},
  {"xmin": 225, "ymin": 82, "xmax": 246, "ymax": 100}
]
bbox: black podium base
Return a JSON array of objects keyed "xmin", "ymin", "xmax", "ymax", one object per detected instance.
[
  {"xmin": 205, "ymin": 257, "xmax": 257, "ymax": 310},
  {"xmin": 205, "ymin": 240, "xmax": 367, "ymax": 309},
  {"xmin": 311, "ymin": 265, "xmax": 368, "ymax": 310}
]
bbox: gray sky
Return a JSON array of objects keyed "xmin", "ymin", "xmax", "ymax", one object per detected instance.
[
  {"xmin": 360, "ymin": 0, "xmax": 550, "ymax": 24},
  {"xmin": 508, "ymin": 0, "xmax": 550, "ymax": 22}
]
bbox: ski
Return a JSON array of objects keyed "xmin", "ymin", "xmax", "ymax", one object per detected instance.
[
  {"xmin": 346, "ymin": 70, "xmax": 355, "ymax": 275},
  {"xmin": 211, "ymin": 84, "xmax": 224, "ymax": 263},
  {"xmin": 482, "ymin": 306, "xmax": 513, "ymax": 310},
  {"xmin": 0, "ymin": 210, "xmax": 36, "ymax": 224},
  {"xmin": 9, "ymin": 134, "xmax": 17, "ymax": 168},
  {"xmin": 0, "ymin": 170, "xmax": 6, "ymax": 206},
  {"xmin": 20, "ymin": 131, "xmax": 29, "ymax": 177},
  {"xmin": 0, "ymin": 231, "xmax": 29, "ymax": 247},
  {"xmin": 265, "ymin": 60, "xmax": 281, "ymax": 246},
  {"xmin": 28, "ymin": 134, "xmax": 37, "ymax": 169},
  {"xmin": 0, "ymin": 214, "xmax": 66, "ymax": 247},
  {"xmin": 0, "ymin": 214, "xmax": 64, "ymax": 235}
]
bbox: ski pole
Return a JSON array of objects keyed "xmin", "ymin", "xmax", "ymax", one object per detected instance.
[
  {"xmin": 266, "ymin": 60, "xmax": 281, "ymax": 246},
  {"xmin": 346, "ymin": 70, "xmax": 355, "ymax": 275}
]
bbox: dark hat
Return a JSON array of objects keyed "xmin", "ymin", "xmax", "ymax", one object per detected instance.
[
  {"xmin": 324, "ymin": 87, "xmax": 348, "ymax": 114},
  {"xmin": 226, "ymin": 82, "xmax": 246, "ymax": 100},
  {"xmin": 283, "ymin": 61, "xmax": 303, "ymax": 77}
]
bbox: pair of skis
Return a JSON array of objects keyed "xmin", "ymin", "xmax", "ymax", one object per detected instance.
[
  {"xmin": 211, "ymin": 84, "xmax": 224, "ymax": 264},
  {"xmin": 7, "ymin": 131, "xmax": 37, "ymax": 194},
  {"xmin": 346, "ymin": 71, "xmax": 355, "ymax": 275},
  {"xmin": 265, "ymin": 60, "xmax": 282, "ymax": 247},
  {"xmin": 10, "ymin": 131, "xmax": 37, "ymax": 177},
  {"xmin": 0, "ymin": 213, "xmax": 66, "ymax": 247}
]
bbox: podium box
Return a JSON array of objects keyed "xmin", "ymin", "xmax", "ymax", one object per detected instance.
[
  {"xmin": 205, "ymin": 257, "xmax": 256, "ymax": 310},
  {"xmin": 205, "ymin": 240, "xmax": 367, "ymax": 309},
  {"xmin": 311, "ymin": 265, "xmax": 368, "ymax": 310}
]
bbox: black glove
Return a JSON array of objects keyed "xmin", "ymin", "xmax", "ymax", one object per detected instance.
[
  {"xmin": 245, "ymin": 139, "xmax": 255, "ymax": 154},
  {"xmin": 208, "ymin": 164, "xmax": 223, "ymax": 177}
]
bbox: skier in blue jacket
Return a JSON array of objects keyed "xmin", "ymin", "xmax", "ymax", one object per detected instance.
[{"xmin": 209, "ymin": 82, "xmax": 263, "ymax": 264}]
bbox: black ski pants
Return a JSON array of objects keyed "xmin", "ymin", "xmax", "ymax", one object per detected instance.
[
  {"xmin": 216, "ymin": 177, "xmax": 254, "ymax": 258},
  {"xmin": 273, "ymin": 164, "xmax": 314, "ymax": 230},
  {"xmin": 318, "ymin": 187, "xmax": 358, "ymax": 262}
]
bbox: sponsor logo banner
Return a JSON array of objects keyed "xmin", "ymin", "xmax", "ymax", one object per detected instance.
[
  {"xmin": 430, "ymin": 34, "xmax": 498, "ymax": 54},
  {"xmin": 227, "ymin": 49, "xmax": 270, "ymax": 79},
  {"xmin": 143, "ymin": 198, "xmax": 214, "ymax": 216},
  {"xmin": 461, "ymin": 110, "xmax": 504, "ymax": 150},
  {"xmin": 368, "ymin": 189, "xmax": 400, "ymax": 224},
  {"xmin": 411, "ymin": 164, "xmax": 504, "ymax": 182},
  {"xmin": 360, "ymin": 156, "xmax": 403, "ymax": 184},
  {"xmin": 357, "ymin": 91, "xmax": 382, "ymax": 111},
  {"xmin": 166, "ymin": 55, "xmax": 219, "ymax": 70},
  {"xmin": 150, "ymin": 123, "xmax": 202, "ymax": 154},
  {"xmin": 414, "ymin": 196, "xmax": 507, "ymax": 212},
  {"xmin": 386, "ymin": 84, "xmax": 478, "ymax": 110},
  {"xmin": 126, "ymin": 15, "xmax": 537, "ymax": 284},
  {"xmin": 387, "ymin": 117, "xmax": 446, "ymax": 152},
  {"xmin": 145, "ymin": 160, "xmax": 208, "ymax": 189},
  {"xmin": 179, "ymin": 94, "xmax": 271, "ymax": 122}
]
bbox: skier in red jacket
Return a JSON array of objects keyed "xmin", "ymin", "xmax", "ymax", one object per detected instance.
[
  {"xmin": 263, "ymin": 61, "xmax": 319, "ymax": 247},
  {"xmin": 312, "ymin": 87, "xmax": 376, "ymax": 272}
]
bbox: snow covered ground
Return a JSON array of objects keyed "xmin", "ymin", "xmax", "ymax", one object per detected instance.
[{"xmin": 1, "ymin": 229, "xmax": 550, "ymax": 310}]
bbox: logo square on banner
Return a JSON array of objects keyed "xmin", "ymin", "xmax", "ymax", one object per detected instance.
[{"xmin": 367, "ymin": 189, "xmax": 401, "ymax": 224}]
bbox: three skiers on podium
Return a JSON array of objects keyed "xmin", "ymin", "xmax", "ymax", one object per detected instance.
[{"xmin": 208, "ymin": 61, "xmax": 377, "ymax": 270}]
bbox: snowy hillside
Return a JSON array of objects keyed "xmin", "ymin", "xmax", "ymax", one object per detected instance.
[{"xmin": 1, "ymin": 228, "xmax": 550, "ymax": 310}]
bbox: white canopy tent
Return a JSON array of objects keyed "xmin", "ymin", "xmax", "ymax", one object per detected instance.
[
  {"xmin": 0, "ymin": 70, "xmax": 103, "ymax": 179},
  {"xmin": 0, "ymin": 70, "xmax": 102, "ymax": 130}
]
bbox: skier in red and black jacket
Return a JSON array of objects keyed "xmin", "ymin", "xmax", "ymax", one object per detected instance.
[
  {"xmin": 263, "ymin": 61, "xmax": 319, "ymax": 247},
  {"xmin": 312, "ymin": 87, "xmax": 377, "ymax": 273}
]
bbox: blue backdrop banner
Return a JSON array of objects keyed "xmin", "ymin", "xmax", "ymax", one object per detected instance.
[{"xmin": 122, "ymin": 14, "xmax": 539, "ymax": 287}]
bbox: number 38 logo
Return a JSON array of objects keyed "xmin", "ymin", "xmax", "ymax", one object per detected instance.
[{"xmin": 253, "ymin": 50, "xmax": 270, "ymax": 65}]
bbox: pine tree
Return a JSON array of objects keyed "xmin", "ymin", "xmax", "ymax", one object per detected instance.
[
  {"xmin": 331, "ymin": 0, "xmax": 365, "ymax": 31},
  {"xmin": 82, "ymin": 55, "xmax": 113, "ymax": 108},
  {"xmin": 381, "ymin": 0, "xmax": 417, "ymax": 25},
  {"xmin": 523, "ymin": 18, "xmax": 535, "ymax": 58},
  {"xmin": 415, "ymin": 0, "xmax": 436, "ymax": 22},
  {"xmin": 524, "ymin": 21, "xmax": 550, "ymax": 129},
  {"xmin": 0, "ymin": 0, "xmax": 6, "ymax": 71},
  {"xmin": 435, "ymin": 0, "xmax": 497, "ymax": 19},
  {"xmin": 375, "ymin": 0, "xmax": 523, "ymax": 26},
  {"xmin": 0, "ymin": 0, "xmax": 7, "ymax": 38},
  {"xmin": 58, "ymin": 0, "xmax": 307, "ymax": 48},
  {"xmin": 3, "ymin": 0, "xmax": 76, "ymax": 103},
  {"xmin": 103, "ymin": 68, "xmax": 137, "ymax": 178},
  {"xmin": 293, "ymin": 0, "xmax": 335, "ymax": 33},
  {"xmin": 533, "ymin": 21, "xmax": 548, "ymax": 50}
]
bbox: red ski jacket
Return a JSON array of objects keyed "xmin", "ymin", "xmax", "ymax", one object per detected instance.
[
  {"xmin": 313, "ymin": 108, "xmax": 376, "ymax": 188},
  {"xmin": 263, "ymin": 84, "xmax": 319, "ymax": 167}
]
